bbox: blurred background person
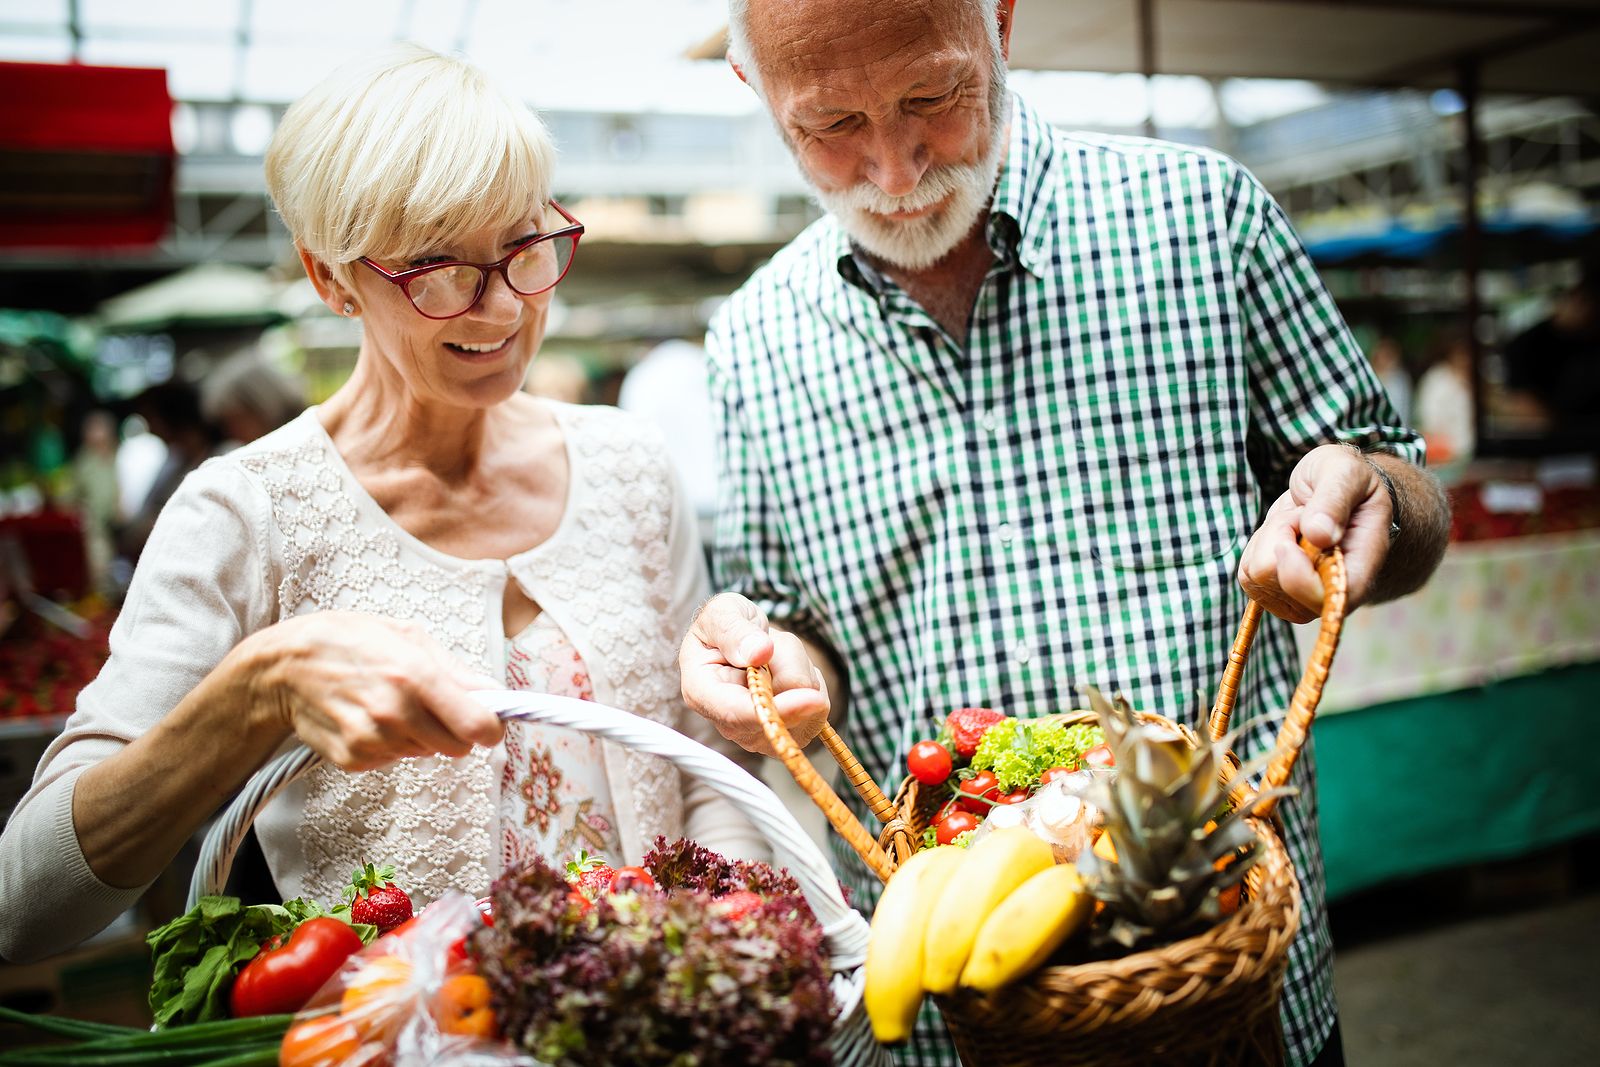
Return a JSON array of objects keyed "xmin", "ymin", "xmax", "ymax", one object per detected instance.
[
  {"xmin": 1502, "ymin": 267, "xmax": 1600, "ymax": 452},
  {"xmin": 114, "ymin": 381, "xmax": 218, "ymax": 565},
  {"xmin": 1368, "ymin": 334, "xmax": 1413, "ymax": 425},
  {"xmin": 199, "ymin": 348, "xmax": 306, "ymax": 451},
  {"xmin": 69, "ymin": 410, "xmax": 119, "ymax": 595},
  {"xmin": 1414, "ymin": 331, "xmax": 1476, "ymax": 466},
  {"xmin": 618, "ymin": 336, "xmax": 719, "ymax": 539}
]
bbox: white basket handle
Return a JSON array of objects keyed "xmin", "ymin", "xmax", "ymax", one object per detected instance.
[{"xmin": 191, "ymin": 690, "xmax": 869, "ymax": 970}]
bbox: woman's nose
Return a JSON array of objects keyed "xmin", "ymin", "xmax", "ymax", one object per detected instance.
[{"xmin": 470, "ymin": 269, "xmax": 523, "ymax": 323}]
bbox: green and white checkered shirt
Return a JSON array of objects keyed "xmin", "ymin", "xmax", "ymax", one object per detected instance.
[{"xmin": 709, "ymin": 93, "xmax": 1419, "ymax": 1067}]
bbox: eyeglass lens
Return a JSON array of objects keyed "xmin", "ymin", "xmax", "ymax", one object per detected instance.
[{"xmin": 406, "ymin": 234, "xmax": 576, "ymax": 317}]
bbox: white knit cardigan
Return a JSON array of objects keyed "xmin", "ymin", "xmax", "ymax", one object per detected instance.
[{"xmin": 0, "ymin": 402, "xmax": 767, "ymax": 962}]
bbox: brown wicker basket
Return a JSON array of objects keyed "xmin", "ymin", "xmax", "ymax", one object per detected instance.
[{"xmin": 746, "ymin": 538, "xmax": 1347, "ymax": 1067}]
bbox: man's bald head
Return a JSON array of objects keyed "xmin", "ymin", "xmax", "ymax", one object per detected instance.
[{"xmin": 729, "ymin": 0, "xmax": 998, "ymax": 97}]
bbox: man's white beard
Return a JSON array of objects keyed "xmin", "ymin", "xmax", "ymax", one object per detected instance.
[{"xmin": 810, "ymin": 130, "xmax": 1004, "ymax": 272}]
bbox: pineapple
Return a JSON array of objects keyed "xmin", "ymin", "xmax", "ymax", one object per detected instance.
[{"xmin": 1074, "ymin": 686, "xmax": 1292, "ymax": 948}]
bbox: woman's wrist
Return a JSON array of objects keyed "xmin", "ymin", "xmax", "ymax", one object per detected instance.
[{"xmin": 224, "ymin": 624, "xmax": 302, "ymax": 744}]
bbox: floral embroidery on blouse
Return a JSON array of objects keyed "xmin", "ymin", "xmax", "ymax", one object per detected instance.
[{"xmin": 498, "ymin": 613, "xmax": 623, "ymax": 874}]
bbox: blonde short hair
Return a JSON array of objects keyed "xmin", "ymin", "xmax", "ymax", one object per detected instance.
[{"xmin": 265, "ymin": 44, "xmax": 556, "ymax": 285}]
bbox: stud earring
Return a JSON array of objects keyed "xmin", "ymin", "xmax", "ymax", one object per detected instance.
[{"xmin": 342, "ymin": 302, "xmax": 356, "ymax": 316}]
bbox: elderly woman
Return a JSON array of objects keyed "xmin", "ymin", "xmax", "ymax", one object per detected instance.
[{"xmin": 0, "ymin": 45, "xmax": 764, "ymax": 963}]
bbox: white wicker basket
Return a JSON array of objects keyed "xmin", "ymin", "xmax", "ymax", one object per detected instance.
[{"xmin": 192, "ymin": 690, "xmax": 888, "ymax": 1067}]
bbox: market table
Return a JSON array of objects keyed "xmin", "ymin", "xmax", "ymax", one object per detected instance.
[{"xmin": 1297, "ymin": 528, "xmax": 1600, "ymax": 900}]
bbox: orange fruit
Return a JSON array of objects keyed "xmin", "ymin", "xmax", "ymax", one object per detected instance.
[
  {"xmin": 433, "ymin": 973, "xmax": 499, "ymax": 1040},
  {"xmin": 279, "ymin": 1015, "xmax": 362, "ymax": 1067}
]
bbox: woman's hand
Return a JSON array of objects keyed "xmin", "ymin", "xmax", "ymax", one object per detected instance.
[
  {"xmin": 679, "ymin": 593, "xmax": 832, "ymax": 758},
  {"xmin": 249, "ymin": 612, "xmax": 505, "ymax": 770}
]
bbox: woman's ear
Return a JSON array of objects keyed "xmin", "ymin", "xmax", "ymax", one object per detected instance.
[{"xmin": 297, "ymin": 246, "xmax": 355, "ymax": 317}]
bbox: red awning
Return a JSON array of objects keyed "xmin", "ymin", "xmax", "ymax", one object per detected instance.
[{"xmin": 0, "ymin": 61, "xmax": 176, "ymax": 249}]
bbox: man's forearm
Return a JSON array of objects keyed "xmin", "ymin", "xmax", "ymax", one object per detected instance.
[{"xmin": 1366, "ymin": 451, "xmax": 1451, "ymax": 603}]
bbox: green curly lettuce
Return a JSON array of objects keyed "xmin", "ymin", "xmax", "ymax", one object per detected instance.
[{"xmin": 969, "ymin": 719, "xmax": 1105, "ymax": 791}]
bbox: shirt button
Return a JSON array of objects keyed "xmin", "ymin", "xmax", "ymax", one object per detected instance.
[
  {"xmin": 981, "ymin": 411, "xmax": 999, "ymax": 434},
  {"xmin": 998, "ymin": 522, "xmax": 1015, "ymax": 544},
  {"xmin": 1014, "ymin": 643, "xmax": 1031, "ymax": 664}
]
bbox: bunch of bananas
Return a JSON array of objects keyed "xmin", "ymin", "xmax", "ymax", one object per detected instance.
[{"xmin": 863, "ymin": 826, "xmax": 1094, "ymax": 1043}]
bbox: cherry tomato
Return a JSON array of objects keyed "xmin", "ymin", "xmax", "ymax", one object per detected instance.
[
  {"xmin": 995, "ymin": 789, "xmax": 1031, "ymax": 805},
  {"xmin": 957, "ymin": 770, "xmax": 1001, "ymax": 814},
  {"xmin": 1039, "ymin": 766, "xmax": 1075, "ymax": 785},
  {"xmin": 231, "ymin": 917, "xmax": 364, "ymax": 1018},
  {"xmin": 906, "ymin": 740, "xmax": 954, "ymax": 786},
  {"xmin": 609, "ymin": 866, "xmax": 658, "ymax": 893},
  {"xmin": 1082, "ymin": 744, "xmax": 1116, "ymax": 769},
  {"xmin": 935, "ymin": 809, "xmax": 981, "ymax": 845},
  {"xmin": 278, "ymin": 1015, "xmax": 362, "ymax": 1067}
]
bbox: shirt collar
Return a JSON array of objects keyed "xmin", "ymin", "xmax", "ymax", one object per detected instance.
[
  {"xmin": 832, "ymin": 90, "xmax": 1057, "ymax": 293},
  {"xmin": 986, "ymin": 92, "xmax": 1055, "ymax": 279}
]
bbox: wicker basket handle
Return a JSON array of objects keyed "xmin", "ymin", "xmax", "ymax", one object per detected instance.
[
  {"xmin": 745, "ymin": 666, "xmax": 912, "ymax": 882},
  {"xmin": 1208, "ymin": 536, "xmax": 1348, "ymax": 818},
  {"xmin": 189, "ymin": 692, "xmax": 871, "ymax": 971}
]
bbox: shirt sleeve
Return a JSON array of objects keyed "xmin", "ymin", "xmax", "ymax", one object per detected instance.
[
  {"xmin": 704, "ymin": 312, "xmax": 828, "ymax": 645},
  {"xmin": 0, "ymin": 460, "xmax": 276, "ymax": 962},
  {"xmin": 1228, "ymin": 166, "xmax": 1425, "ymax": 496}
]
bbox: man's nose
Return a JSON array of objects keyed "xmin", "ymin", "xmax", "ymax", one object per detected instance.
[{"xmin": 863, "ymin": 120, "xmax": 928, "ymax": 199}]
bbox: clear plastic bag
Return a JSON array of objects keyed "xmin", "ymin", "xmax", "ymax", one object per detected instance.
[
  {"xmin": 967, "ymin": 771, "xmax": 1109, "ymax": 862},
  {"xmin": 278, "ymin": 893, "xmax": 547, "ymax": 1067}
]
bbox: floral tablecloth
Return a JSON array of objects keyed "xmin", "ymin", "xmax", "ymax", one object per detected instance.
[{"xmin": 1296, "ymin": 529, "xmax": 1600, "ymax": 714}]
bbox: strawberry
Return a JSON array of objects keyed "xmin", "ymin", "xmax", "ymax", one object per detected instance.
[
  {"xmin": 345, "ymin": 862, "xmax": 413, "ymax": 932},
  {"xmin": 564, "ymin": 850, "xmax": 616, "ymax": 902},
  {"xmin": 712, "ymin": 891, "xmax": 764, "ymax": 921},
  {"xmin": 946, "ymin": 707, "xmax": 1005, "ymax": 759}
]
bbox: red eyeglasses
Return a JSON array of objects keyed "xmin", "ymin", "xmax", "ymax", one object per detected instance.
[{"xmin": 357, "ymin": 201, "xmax": 584, "ymax": 320}]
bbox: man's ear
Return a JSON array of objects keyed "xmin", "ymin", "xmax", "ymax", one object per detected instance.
[
  {"xmin": 727, "ymin": 53, "xmax": 750, "ymax": 87},
  {"xmin": 296, "ymin": 246, "xmax": 350, "ymax": 317},
  {"xmin": 996, "ymin": 0, "xmax": 1017, "ymax": 61}
]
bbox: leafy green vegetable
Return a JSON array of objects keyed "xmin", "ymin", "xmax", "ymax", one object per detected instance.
[
  {"xmin": 145, "ymin": 896, "xmax": 375, "ymax": 1028},
  {"xmin": 969, "ymin": 718, "xmax": 1105, "ymax": 791}
]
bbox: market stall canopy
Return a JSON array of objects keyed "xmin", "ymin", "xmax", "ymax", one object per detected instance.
[
  {"xmin": 95, "ymin": 263, "xmax": 287, "ymax": 333},
  {"xmin": 0, "ymin": 61, "xmax": 174, "ymax": 250},
  {"xmin": 1303, "ymin": 213, "xmax": 1598, "ymax": 267},
  {"xmin": 690, "ymin": 1, "xmax": 1600, "ymax": 97}
]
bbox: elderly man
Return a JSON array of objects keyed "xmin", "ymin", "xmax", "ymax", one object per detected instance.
[{"xmin": 680, "ymin": 2, "xmax": 1451, "ymax": 1064}]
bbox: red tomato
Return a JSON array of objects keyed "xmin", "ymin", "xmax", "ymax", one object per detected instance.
[
  {"xmin": 1039, "ymin": 766, "xmax": 1075, "ymax": 785},
  {"xmin": 957, "ymin": 770, "xmax": 1001, "ymax": 814},
  {"xmin": 231, "ymin": 917, "xmax": 364, "ymax": 1018},
  {"xmin": 995, "ymin": 789, "xmax": 1031, "ymax": 805},
  {"xmin": 1082, "ymin": 744, "xmax": 1116, "ymax": 769},
  {"xmin": 935, "ymin": 809, "xmax": 981, "ymax": 845},
  {"xmin": 906, "ymin": 741, "xmax": 954, "ymax": 786},
  {"xmin": 609, "ymin": 866, "xmax": 658, "ymax": 893}
]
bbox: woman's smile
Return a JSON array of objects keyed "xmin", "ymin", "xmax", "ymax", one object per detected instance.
[{"xmin": 444, "ymin": 328, "xmax": 520, "ymax": 361}]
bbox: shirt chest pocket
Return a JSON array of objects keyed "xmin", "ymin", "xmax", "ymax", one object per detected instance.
[{"xmin": 1062, "ymin": 383, "xmax": 1253, "ymax": 571}]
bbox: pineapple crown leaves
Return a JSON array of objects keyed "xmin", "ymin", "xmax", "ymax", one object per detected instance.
[
  {"xmin": 1077, "ymin": 683, "xmax": 1279, "ymax": 947},
  {"xmin": 344, "ymin": 861, "xmax": 398, "ymax": 902}
]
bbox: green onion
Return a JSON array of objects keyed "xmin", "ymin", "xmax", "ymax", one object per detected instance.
[{"xmin": 0, "ymin": 1006, "xmax": 141, "ymax": 1040}]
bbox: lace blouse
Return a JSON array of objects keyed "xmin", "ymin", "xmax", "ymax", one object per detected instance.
[{"xmin": 0, "ymin": 402, "xmax": 768, "ymax": 962}]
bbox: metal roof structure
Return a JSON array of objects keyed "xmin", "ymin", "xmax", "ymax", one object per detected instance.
[{"xmin": 1008, "ymin": 0, "xmax": 1600, "ymax": 98}]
